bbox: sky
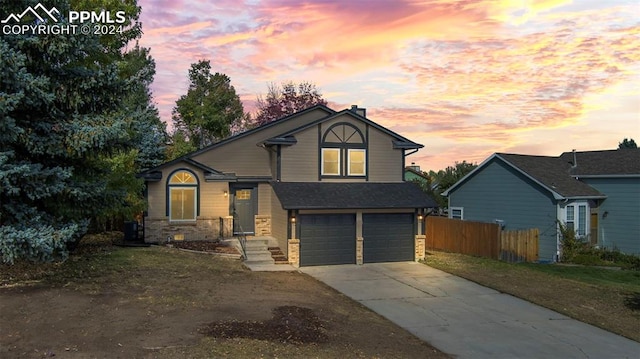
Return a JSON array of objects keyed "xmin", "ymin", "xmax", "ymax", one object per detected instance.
[{"xmin": 136, "ymin": 0, "xmax": 640, "ymax": 171}]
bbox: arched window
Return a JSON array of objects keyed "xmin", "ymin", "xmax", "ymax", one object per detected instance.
[
  {"xmin": 167, "ymin": 170, "xmax": 199, "ymax": 221},
  {"xmin": 321, "ymin": 123, "xmax": 367, "ymax": 177}
]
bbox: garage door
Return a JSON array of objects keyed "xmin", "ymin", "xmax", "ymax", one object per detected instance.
[
  {"xmin": 363, "ymin": 213, "xmax": 414, "ymax": 263},
  {"xmin": 299, "ymin": 214, "xmax": 356, "ymax": 266}
]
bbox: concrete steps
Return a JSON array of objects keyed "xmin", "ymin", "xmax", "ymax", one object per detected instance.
[{"xmin": 243, "ymin": 237, "xmax": 275, "ymax": 265}]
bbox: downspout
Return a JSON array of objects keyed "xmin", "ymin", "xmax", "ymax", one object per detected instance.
[{"xmin": 403, "ymin": 149, "xmax": 420, "ymax": 181}]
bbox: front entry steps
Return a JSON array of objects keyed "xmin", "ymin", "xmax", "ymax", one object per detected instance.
[
  {"xmin": 268, "ymin": 247, "xmax": 289, "ymax": 264},
  {"xmin": 243, "ymin": 237, "xmax": 274, "ymax": 265}
]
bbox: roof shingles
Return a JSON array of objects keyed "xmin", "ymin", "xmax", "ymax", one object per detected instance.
[{"xmin": 271, "ymin": 182, "xmax": 438, "ymax": 210}]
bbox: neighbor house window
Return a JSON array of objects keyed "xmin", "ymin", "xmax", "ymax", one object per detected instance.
[
  {"xmin": 450, "ymin": 207, "xmax": 464, "ymax": 220},
  {"xmin": 320, "ymin": 122, "xmax": 367, "ymax": 177},
  {"xmin": 321, "ymin": 148, "xmax": 341, "ymax": 176},
  {"xmin": 168, "ymin": 170, "xmax": 198, "ymax": 221},
  {"xmin": 565, "ymin": 203, "xmax": 587, "ymax": 237}
]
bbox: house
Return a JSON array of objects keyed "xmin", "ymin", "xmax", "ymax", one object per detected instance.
[
  {"xmin": 139, "ymin": 105, "xmax": 437, "ymax": 266},
  {"xmin": 442, "ymin": 149, "xmax": 640, "ymax": 262},
  {"xmin": 404, "ymin": 163, "xmax": 430, "ymax": 185}
]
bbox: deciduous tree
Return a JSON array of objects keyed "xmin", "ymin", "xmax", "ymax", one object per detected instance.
[{"xmin": 253, "ymin": 81, "xmax": 328, "ymax": 127}]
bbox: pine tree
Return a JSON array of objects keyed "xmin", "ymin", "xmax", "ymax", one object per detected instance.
[{"xmin": 0, "ymin": 0, "xmax": 164, "ymax": 263}]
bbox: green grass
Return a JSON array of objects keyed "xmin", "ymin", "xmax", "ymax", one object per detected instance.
[
  {"xmin": 520, "ymin": 263, "xmax": 640, "ymax": 291},
  {"xmin": 424, "ymin": 251, "xmax": 640, "ymax": 342}
]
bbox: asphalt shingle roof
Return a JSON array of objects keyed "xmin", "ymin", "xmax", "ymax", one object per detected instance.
[
  {"xmin": 559, "ymin": 149, "xmax": 640, "ymax": 176},
  {"xmin": 271, "ymin": 182, "xmax": 438, "ymax": 210},
  {"xmin": 497, "ymin": 153, "xmax": 605, "ymax": 198}
]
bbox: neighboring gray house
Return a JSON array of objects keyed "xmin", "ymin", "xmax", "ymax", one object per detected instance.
[
  {"xmin": 442, "ymin": 149, "xmax": 640, "ymax": 262},
  {"xmin": 140, "ymin": 105, "xmax": 437, "ymax": 266}
]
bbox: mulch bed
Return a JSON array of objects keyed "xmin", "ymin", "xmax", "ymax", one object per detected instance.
[
  {"xmin": 167, "ymin": 241, "xmax": 240, "ymax": 255},
  {"xmin": 199, "ymin": 306, "xmax": 327, "ymax": 344}
]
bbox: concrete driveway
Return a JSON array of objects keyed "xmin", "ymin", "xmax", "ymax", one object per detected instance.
[{"xmin": 300, "ymin": 262, "xmax": 640, "ymax": 359}]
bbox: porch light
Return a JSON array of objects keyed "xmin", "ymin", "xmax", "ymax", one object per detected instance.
[
  {"xmin": 290, "ymin": 216, "xmax": 296, "ymax": 223},
  {"xmin": 418, "ymin": 214, "xmax": 423, "ymax": 220},
  {"xmin": 223, "ymin": 190, "xmax": 228, "ymax": 197}
]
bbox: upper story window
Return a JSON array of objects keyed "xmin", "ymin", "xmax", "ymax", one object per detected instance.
[
  {"xmin": 320, "ymin": 123, "xmax": 366, "ymax": 177},
  {"xmin": 167, "ymin": 170, "xmax": 199, "ymax": 221}
]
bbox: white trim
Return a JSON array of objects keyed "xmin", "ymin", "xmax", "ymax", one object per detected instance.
[
  {"xmin": 347, "ymin": 148, "xmax": 366, "ymax": 176},
  {"xmin": 561, "ymin": 200, "xmax": 589, "ymax": 238},
  {"xmin": 450, "ymin": 207, "xmax": 464, "ymax": 220},
  {"xmin": 321, "ymin": 148, "xmax": 341, "ymax": 175}
]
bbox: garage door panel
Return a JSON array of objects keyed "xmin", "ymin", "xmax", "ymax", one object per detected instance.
[
  {"xmin": 299, "ymin": 214, "xmax": 356, "ymax": 266},
  {"xmin": 363, "ymin": 213, "xmax": 414, "ymax": 263}
]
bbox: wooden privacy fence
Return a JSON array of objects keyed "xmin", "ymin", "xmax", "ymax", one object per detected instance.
[
  {"xmin": 425, "ymin": 216, "xmax": 539, "ymax": 263},
  {"xmin": 499, "ymin": 228, "xmax": 539, "ymax": 263}
]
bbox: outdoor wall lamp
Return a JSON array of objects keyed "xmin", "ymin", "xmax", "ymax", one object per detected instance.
[
  {"xmin": 418, "ymin": 214, "xmax": 423, "ymax": 221},
  {"xmin": 223, "ymin": 190, "xmax": 228, "ymax": 197},
  {"xmin": 290, "ymin": 216, "xmax": 296, "ymax": 223}
]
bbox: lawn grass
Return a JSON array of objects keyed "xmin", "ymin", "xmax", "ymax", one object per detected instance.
[{"xmin": 423, "ymin": 251, "xmax": 640, "ymax": 342}]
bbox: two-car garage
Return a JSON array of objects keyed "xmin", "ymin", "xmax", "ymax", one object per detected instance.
[
  {"xmin": 270, "ymin": 182, "xmax": 438, "ymax": 267},
  {"xmin": 298, "ymin": 213, "xmax": 416, "ymax": 266}
]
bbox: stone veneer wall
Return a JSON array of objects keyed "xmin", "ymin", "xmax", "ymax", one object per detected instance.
[
  {"xmin": 254, "ymin": 215, "xmax": 271, "ymax": 236},
  {"xmin": 415, "ymin": 235, "xmax": 426, "ymax": 261},
  {"xmin": 145, "ymin": 217, "xmax": 234, "ymax": 243}
]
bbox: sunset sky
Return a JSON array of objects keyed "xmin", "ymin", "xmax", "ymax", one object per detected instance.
[{"xmin": 137, "ymin": 0, "xmax": 640, "ymax": 171}]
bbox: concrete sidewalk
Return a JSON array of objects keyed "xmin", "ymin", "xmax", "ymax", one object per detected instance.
[{"xmin": 300, "ymin": 262, "xmax": 640, "ymax": 359}]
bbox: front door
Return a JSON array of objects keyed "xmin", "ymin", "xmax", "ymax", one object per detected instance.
[{"xmin": 233, "ymin": 187, "xmax": 256, "ymax": 234}]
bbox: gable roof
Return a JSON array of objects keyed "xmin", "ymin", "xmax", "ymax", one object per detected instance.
[
  {"xmin": 442, "ymin": 153, "xmax": 606, "ymax": 200},
  {"xmin": 140, "ymin": 105, "xmax": 334, "ymax": 175},
  {"xmin": 263, "ymin": 108, "xmax": 423, "ymax": 149},
  {"xmin": 271, "ymin": 182, "xmax": 438, "ymax": 210},
  {"xmin": 559, "ymin": 149, "xmax": 640, "ymax": 177},
  {"xmin": 497, "ymin": 154, "xmax": 604, "ymax": 198},
  {"xmin": 138, "ymin": 158, "xmax": 236, "ymax": 182}
]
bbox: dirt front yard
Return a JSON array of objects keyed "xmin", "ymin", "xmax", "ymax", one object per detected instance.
[{"xmin": 0, "ymin": 238, "xmax": 448, "ymax": 358}]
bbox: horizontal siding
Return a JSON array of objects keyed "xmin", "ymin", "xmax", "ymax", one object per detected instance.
[
  {"xmin": 583, "ymin": 177, "xmax": 640, "ymax": 254},
  {"xmin": 270, "ymin": 186, "xmax": 289, "ymax": 255},
  {"xmin": 367, "ymin": 127, "xmax": 403, "ymax": 182},
  {"xmin": 281, "ymin": 128, "xmax": 318, "ymax": 181},
  {"xmin": 449, "ymin": 159, "xmax": 558, "ymax": 261},
  {"xmin": 257, "ymin": 183, "xmax": 271, "ymax": 215},
  {"xmin": 146, "ymin": 162, "xmax": 230, "ymax": 219},
  {"xmin": 200, "ymin": 181, "xmax": 230, "ymax": 218},
  {"xmin": 192, "ymin": 109, "xmax": 329, "ymax": 176}
]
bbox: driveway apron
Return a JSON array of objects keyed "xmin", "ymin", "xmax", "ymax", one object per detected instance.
[{"xmin": 300, "ymin": 262, "xmax": 640, "ymax": 359}]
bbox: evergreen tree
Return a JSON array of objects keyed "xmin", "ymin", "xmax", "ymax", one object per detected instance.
[
  {"xmin": 618, "ymin": 138, "xmax": 637, "ymax": 149},
  {"xmin": 0, "ymin": 0, "xmax": 163, "ymax": 262},
  {"xmin": 172, "ymin": 60, "xmax": 246, "ymax": 149}
]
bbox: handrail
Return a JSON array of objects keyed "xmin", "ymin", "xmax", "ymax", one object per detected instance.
[{"xmin": 233, "ymin": 211, "xmax": 247, "ymax": 259}]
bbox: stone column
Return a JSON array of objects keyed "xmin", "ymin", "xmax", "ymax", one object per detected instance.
[
  {"xmin": 356, "ymin": 237, "xmax": 364, "ymax": 265},
  {"xmin": 288, "ymin": 238, "xmax": 300, "ymax": 267},
  {"xmin": 415, "ymin": 235, "xmax": 426, "ymax": 261}
]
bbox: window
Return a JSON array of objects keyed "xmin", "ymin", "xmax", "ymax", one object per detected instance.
[
  {"xmin": 565, "ymin": 203, "xmax": 588, "ymax": 237},
  {"xmin": 348, "ymin": 149, "xmax": 366, "ymax": 176},
  {"xmin": 168, "ymin": 170, "xmax": 198, "ymax": 221},
  {"xmin": 321, "ymin": 123, "xmax": 366, "ymax": 177},
  {"xmin": 450, "ymin": 207, "xmax": 464, "ymax": 220},
  {"xmin": 321, "ymin": 148, "xmax": 341, "ymax": 176}
]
